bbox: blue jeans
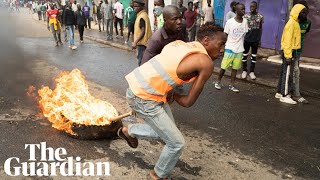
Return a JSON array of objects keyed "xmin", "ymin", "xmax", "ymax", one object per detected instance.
[
  {"xmin": 126, "ymin": 89, "xmax": 185, "ymax": 178},
  {"xmin": 62, "ymin": 24, "xmax": 68, "ymax": 42},
  {"xmin": 68, "ymin": 25, "xmax": 75, "ymax": 46}
]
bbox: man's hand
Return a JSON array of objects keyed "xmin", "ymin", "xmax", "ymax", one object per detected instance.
[
  {"xmin": 132, "ymin": 41, "xmax": 137, "ymax": 49},
  {"xmin": 166, "ymin": 92, "xmax": 175, "ymax": 104}
]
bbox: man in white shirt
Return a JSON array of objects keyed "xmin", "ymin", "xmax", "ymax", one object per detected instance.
[
  {"xmin": 102, "ymin": 0, "xmax": 114, "ymax": 40},
  {"xmin": 214, "ymin": 3, "xmax": 248, "ymax": 92},
  {"xmin": 114, "ymin": 0, "xmax": 124, "ymax": 39},
  {"xmin": 203, "ymin": 0, "xmax": 214, "ymax": 23},
  {"xmin": 72, "ymin": 0, "xmax": 78, "ymax": 12}
]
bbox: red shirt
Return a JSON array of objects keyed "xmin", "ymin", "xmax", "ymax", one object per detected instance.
[
  {"xmin": 184, "ymin": 10, "xmax": 197, "ymax": 29},
  {"xmin": 46, "ymin": 9, "xmax": 59, "ymax": 19}
]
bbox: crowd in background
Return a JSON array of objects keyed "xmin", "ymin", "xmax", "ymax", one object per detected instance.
[{"xmin": 4, "ymin": 0, "xmax": 311, "ymax": 105}]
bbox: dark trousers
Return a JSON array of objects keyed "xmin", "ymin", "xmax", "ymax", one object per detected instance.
[
  {"xmin": 78, "ymin": 25, "xmax": 85, "ymax": 40},
  {"xmin": 37, "ymin": 11, "xmax": 42, "ymax": 20},
  {"xmin": 85, "ymin": 16, "xmax": 91, "ymax": 29},
  {"xmin": 277, "ymin": 51, "xmax": 296, "ymax": 96},
  {"xmin": 49, "ymin": 24, "xmax": 61, "ymax": 43},
  {"xmin": 137, "ymin": 45, "xmax": 146, "ymax": 66},
  {"xmin": 42, "ymin": 11, "xmax": 46, "ymax": 21},
  {"xmin": 242, "ymin": 41, "xmax": 259, "ymax": 72},
  {"xmin": 114, "ymin": 17, "xmax": 123, "ymax": 36}
]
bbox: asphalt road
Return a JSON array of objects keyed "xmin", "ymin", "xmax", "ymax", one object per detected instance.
[{"xmin": 0, "ymin": 9, "xmax": 319, "ymax": 179}]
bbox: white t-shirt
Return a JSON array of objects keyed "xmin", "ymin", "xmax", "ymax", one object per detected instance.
[
  {"xmin": 72, "ymin": 3, "xmax": 78, "ymax": 12},
  {"xmin": 114, "ymin": 2, "xmax": 123, "ymax": 19},
  {"xmin": 226, "ymin": 11, "xmax": 236, "ymax": 21},
  {"xmin": 204, "ymin": 6, "xmax": 214, "ymax": 23},
  {"xmin": 224, "ymin": 17, "xmax": 248, "ymax": 53}
]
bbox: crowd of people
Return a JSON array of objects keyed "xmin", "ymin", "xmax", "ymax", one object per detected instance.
[{"xmin": 2, "ymin": 0, "xmax": 22, "ymax": 12}]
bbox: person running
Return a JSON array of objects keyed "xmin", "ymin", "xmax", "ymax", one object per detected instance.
[
  {"xmin": 118, "ymin": 23, "xmax": 227, "ymax": 180},
  {"xmin": 275, "ymin": 4, "xmax": 307, "ymax": 104},
  {"xmin": 141, "ymin": 5, "xmax": 188, "ymax": 65},
  {"xmin": 292, "ymin": 0, "xmax": 311, "ymax": 104},
  {"xmin": 75, "ymin": 4, "xmax": 86, "ymax": 43},
  {"xmin": 132, "ymin": 0, "xmax": 152, "ymax": 66},
  {"xmin": 82, "ymin": 2, "xmax": 91, "ymax": 29},
  {"xmin": 214, "ymin": 3, "xmax": 248, "ymax": 92},
  {"xmin": 184, "ymin": 1, "xmax": 197, "ymax": 41},
  {"xmin": 46, "ymin": 3, "xmax": 62, "ymax": 47},
  {"xmin": 97, "ymin": 1, "xmax": 103, "ymax": 32},
  {"xmin": 63, "ymin": 2, "xmax": 77, "ymax": 50},
  {"xmin": 241, "ymin": 1, "xmax": 263, "ymax": 80},
  {"xmin": 102, "ymin": 0, "xmax": 113, "ymax": 40},
  {"xmin": 114, "ymin": 0, "xmax": 124, "ymax": 39},
  {"xmin": 124, "ymin": 1, "xmax": 136, "ymax": 44},
  {"xmin": 203, "ymin": 0, "xmax": 214, "ymax": 23}
]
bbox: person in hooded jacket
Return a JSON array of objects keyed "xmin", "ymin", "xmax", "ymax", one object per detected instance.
[
  {"xmin": 292, "ymin": 0, "xmax": 311, "ymax": 104},
  {"xmin": 275, "ymin": 4, "xmax": 307, "ymax": 105}
]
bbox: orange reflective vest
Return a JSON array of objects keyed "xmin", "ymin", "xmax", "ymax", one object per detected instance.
[{"xmin": 125, "ymin": 40, "xmax": 210, "ymax": 103}]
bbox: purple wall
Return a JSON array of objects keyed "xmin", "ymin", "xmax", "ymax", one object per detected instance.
[
  {"xmin": 301, "ymin": 0, "xmax": 320, "ymax": 58},
  {"xmin": 224, "ymin": 0, "xmax": 289, "ymax": 50}
]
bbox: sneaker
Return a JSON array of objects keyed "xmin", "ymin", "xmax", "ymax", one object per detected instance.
[
  {"xmin": 124, "ymin": 40, "xmax": 128, "ymax": 44},
  {"xmin": 80, "ymin": 40, "xmax": 84, "ymax": 43},
  {"xmin": 68, "ymin": 45, "xmax": 72, "ymax": 49},
  {"xmin": 214, "ymin": 82, "xmax": 222, "ymax": 90},
  {"xmin": 229, "ymin": 85, "xmax": 239, "ymax": 93},
  {"xmin": 71, "ymin": 46, "xmax": 77, "ymax": 50},
  {"xmin": 294, "ymin": 96, "xmax": 309, "ymax": 104},
  {"xmin": 241, "ymin": 71, "xmax": 247, "ymax": 79},
  {"xmin": 280, "ymin": 96, "xmax": 297, "ymax": 105},
  {"xmin": 249, "ymin": 72, "xmax": 256, "ymax": 80},
  {"xmin": 275, "ymin": 93, "xmax": 282, "ymax": 99}
]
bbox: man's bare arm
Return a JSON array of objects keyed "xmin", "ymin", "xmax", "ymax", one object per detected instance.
[{"xmin": 174, "ymin": 54, "xmax": 213, "ymax": 107}]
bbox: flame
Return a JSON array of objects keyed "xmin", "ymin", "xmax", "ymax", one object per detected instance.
[{"xmin": 38, "ymin": 69, "xmax": 118, "ymax": 135}]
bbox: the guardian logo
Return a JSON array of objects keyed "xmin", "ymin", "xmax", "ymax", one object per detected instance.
[{"xmin": 4, "ymin": 142, "xmax": 110, "ymax": 177}]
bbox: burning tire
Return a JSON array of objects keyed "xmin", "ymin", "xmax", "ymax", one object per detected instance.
[{"xmin": 67, "ymin": 120, "xmax": 123, "ymax": 140}]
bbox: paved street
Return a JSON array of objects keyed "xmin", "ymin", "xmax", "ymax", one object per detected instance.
[{"xmin": 0, "ymin": 9, "xmax": 319, "ymax": 179}]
